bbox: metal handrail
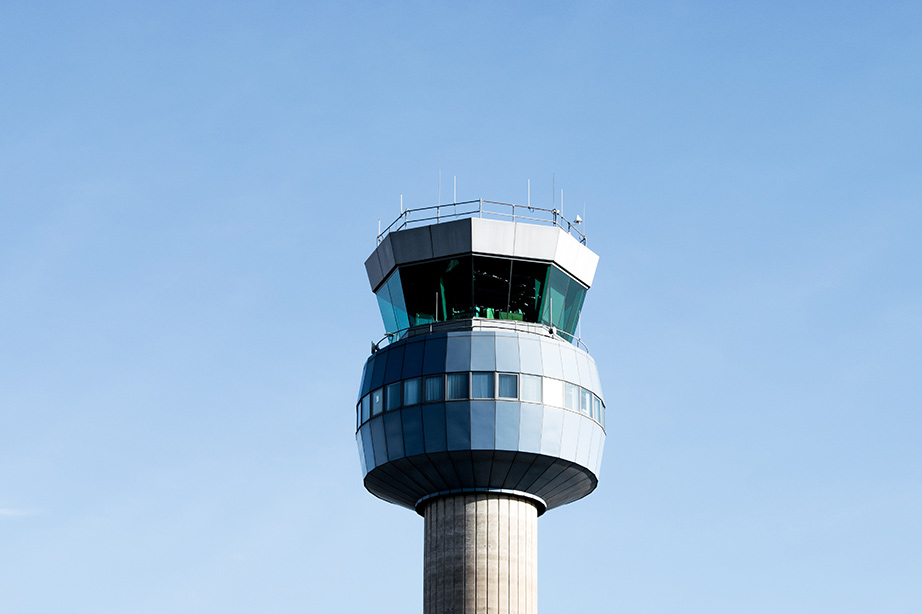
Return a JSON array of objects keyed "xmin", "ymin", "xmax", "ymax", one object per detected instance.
[
  {"xmin": 377, "ymin": 199, "xmax": 587, "ymax": 246},
  {"xmin": 371, "ymin": 318, "xmax": 590, "ymax": 354}
]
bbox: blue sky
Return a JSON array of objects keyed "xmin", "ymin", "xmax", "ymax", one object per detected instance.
[{"xmin": 1, "ymin": 2, "xmax": 920, "ymax": 612}]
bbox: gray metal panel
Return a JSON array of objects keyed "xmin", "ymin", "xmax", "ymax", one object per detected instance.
[
  {"xmin": 575, "ymin": 417, "xmax": 593, "ymax": 468},
  {"xmin": 518, "ymin": 336, "xmax": 542, "ymax": 375},
  {"xmin": 384, "ymin": 412, "xmax": 405, "ymax": 461},
  {"xmin": 470, "ymin": 401, "xmax": 495, "ymax": 449},
  {"xmin": 401, "ymin": 406, "xmax": 425, "ymax": 456},
  {"xmin": 539, "ymin": 406, "xmax": 564, "ymax": 457},
  {"xmin": 445, "ymin": 334, "xmax": 472, "ymax": 372},
  {"xmin": 559, "ymin": 411, "xmax": 581, "ymax": 463},
  {"xmin": 470, "ymin": 217, "xmax": 516, "ymax": 257},
  {"xmin": 377, "ymin": 234, "xmax": 396, "ymax": 283},
  {"xmin": 446, "ymin": 402, "xmax": 472, "ymax": 451},
  {"xmin": 512, "ymin": 223, "xmax": 559, "ymax": 261},
  {"xmin": 594, "ymin": 431, "xmax": 606, "ymax": 476},
  {"xmin": 518, "ymin": 403, "xmax": 543, "ymax": 453},
  {"xmin": 560, "ymin": 345, "xmax": 580, "ymax": 384},
  {"xmin": 370, "ymin": 417, "xmax": 388, "ymax": 467},
  {"xmin": 494, "ymin": 401, "xmax": 520, "ymax": 450},
  {"xmin": 539, "ymin": 339, "xmax": 564, "ymax": 380},
  {"xmin": 587, "ymin": 424, "xmax": 602, "ymax": 476},
  {"xmin": 360, "ymin": 424, "xmax": 375, "ymax": 473},
  {"xmin": 422, "ymin": 404, "xmax": 447, "ymax": 453},
  {"xmin": 356, "ymin": 430, "xmax": 367, "ymax": 475},
  {"xmin": 390, "ymin": 225, "xmax": 433, "ymax": 264},
  {"xmin": 494, "ymin": 334, "xmax": 520, "ymax": 373},
  {"xmin": 470, "ymin": 333, "xmax": 496, "ymax": 371},
  {"xmin": 430, "ymin": 218, "xmax": 473, "ymax": 258},
  {"xmin": 364, "ymin": 248, "xmax": 385, "ymax": 292}
]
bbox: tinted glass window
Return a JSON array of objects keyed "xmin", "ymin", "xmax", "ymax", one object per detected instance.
[
  {"xmin": 521, "ymin": 374, "xmax": 542, "ymax": 403},
  {"xmin": 400, "ymin": 257, "xmax": 473, "ymax": 325},
  {"xmin": 446, "ymin": 373, "xmax": 469, "ymax": 400},
  {"xmin": 473, "ymin": 257, "xmax": 512, "ymax": 319},
  {"xmin": 424, "ymin": 376, "xmax": 444, "ymax": 402},
  {"xmin": 404, "ymin": 378, "xmax": 421, "ymax": 405},
  {"xmin": 580, "ymin": 389, "xmax": 592, "ymax": 416},
  {"xmin": 361, "ymin": 395, "xmax": 370, "ymax": 423},
  {"xmin": 498, "ymin": 373, "xmax": 518, "ymax": 399},
  {"xmin": 565, "ymin": 382, "xmax": 579, "ymax": 411},
  {"xmin": 509, "ymin": 260, "xmax": 548, "ymax": 322},
  {"xmin": 385, "ymin": 382, "xmax": 401, "ymax": 411},
  {"xmin": 371, "ymin": 388, "xmax": 384, "ymax": 416},
  {"xmin": 471, "ymin": 372, "xmax": 494, "ymax": 399}
]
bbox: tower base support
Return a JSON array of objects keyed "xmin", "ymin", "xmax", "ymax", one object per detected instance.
[{"xmin": 423, "ymin": 493, "xmax": 538, "ymax": 614}]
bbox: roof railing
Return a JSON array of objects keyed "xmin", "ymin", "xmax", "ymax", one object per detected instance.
[{"xmin": 377, "ymin": 199, "xmax": 587, "ymax": 246}]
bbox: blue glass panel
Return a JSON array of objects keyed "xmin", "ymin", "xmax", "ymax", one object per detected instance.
[
  {"xmin": 422, "ymin": 404, "xmax": 447, "ymax": 453},
  {"xmin": 446, "ymin": 373, "xmax": 469, "ymax": 400},
  {"xmin": 356, "ymin": 429, "xmax": 367, "ymax": 474},
  {"xmin": 422, "ymin": 335, "xmax": 447, "ymax": 375},
  {"xmin": 561, "ymin": 277, "xmax": 586, "ymax": 340},
  {"xmin": 470, "ymin": 401, "xmax": 495, "ymax": 449},
  {"xmin": 385, "ymin": 382, "xmax": 401, "ymax": 411},
  {"xmin": 401, "ymin": 406, "xmax": 425, "ymax": 456},
  {"xmin": 384, "ymin": 412, "xmax": 405, "ymax": 460},
  {"xmin": 446, "ymin": 402, "xmax": 472, "ymax": 451},
  {"xmin": 494, "ymin": 401, "xmax": 520, "ymax": 450},
  {"xmin": 370, "ymin": 352, "xmax": 387, "ymax": 389},
  {"xmin": 498, "ymin": 374, "xmax": 517, "ymax": 399},
  {"xmin": 404, "ymin": 378, "xmax": 421, "ymax": 406},
  {"xmin": 518, "ymin": 336, "xmax": 542, "ymax": 375},
  {"xmin": 518, "ymin": 403, "xmax": 543, "ymax": 453},
  {"xmin": 471, "ymin": 372, "xmax": 494, "ymax": 399},
  {"xmin": 494, "ymin": 334, "xmax": 520, "ymax": 372},
  {"xmin": 359, "ymin": 424, "xmax": 375, "ymax": 473},
  {"xmin": 361, "ymin": 395, "xmax": 370, "ymax": 424},
  {"xmin": 383, "ymin": 344, "xmax": 405, "ymax": 384},
  {"xmin": 401, "ymin": 341, "xmax": 425, "ymax": 378},
  {"xmin": 540, "ymin": 406, "xmax": 564, "ymax": 456},
  {"xmin": 470, "ymin": 334, "xmax": 496, "ymax": 371},
  {"xmin": 445, "ymin": 334, "xmax": 472, "ymax": 372},
  {"xmin": 540, "ymin": 266, "xmax": 570, "ymax": 330},
  {"xmin": 370, "ymin": 417, "xmax": 388, "ymax": 467},
  {"xmin": 389, "ymin": 270, "xmax": 410, "ymax": 332},
  {"xmin": 376, "ymin": 280, "xmax": 399, "ymax": 334},
  {"xmin": 539, "ymin": 340, "xmax": 563, "ymax": 379},
  {"xmin": 424, "ymin": 375, "xmax": 444, "ymax": 402}
]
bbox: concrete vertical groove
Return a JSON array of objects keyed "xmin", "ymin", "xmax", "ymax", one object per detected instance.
[{"xmin": 424, "ymin": 494, "xmax": 537, "ymax": 614}]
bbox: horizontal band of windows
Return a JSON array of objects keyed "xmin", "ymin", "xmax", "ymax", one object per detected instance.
[{"xmin": 357, "ymin": 372, "xmax": 605, "ymax": 430}]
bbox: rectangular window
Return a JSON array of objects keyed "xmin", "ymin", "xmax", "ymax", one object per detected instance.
[
  {"xmin": 371, "ymin": 388, "xmax": 384, "ymax": 416},
  {"xmin": 446, "ymin": 372, "xmax": 469, "ymax": 400},
  {"xmin": 592, "ymin": 395, "xmax": 601, "ymax": 422},
  {"xmin": 565, "ymin": 382, "xmax": 579, "ymax": 412},
  {"xmin": 424, "ymin": 376, "xmax": 444, "ymax": 402},
  {"xmin": 580, "ymin": 389, "xmax": 591, "ymax": 416},
  {"xmin": 543, "ymin": 378, "xmax": 564, "ymax": 408},
  {"xmin": 356, "ymin": 403, "xmax": 361, "ymax": 429},
  {"xmin": 404, "ymin": 378, "xmax": 421, "ymax": 406},
  {"xmin": 521, "ymin": 374, "xmax": 542, "ymax": 403},
  {"xmin": 471, "ymin": 372, "xmax": 495, "ymax": 399},
  {"xmin": 498, "ymin": 373, "xmax": 518, "ymax": 399},
  {"xmin": 361, "ymin": 395, "xmax": 371, "ymax": 423},
  {"xmin": 385, "ymin": 382, "xmax": 401, "ymax": 411}
]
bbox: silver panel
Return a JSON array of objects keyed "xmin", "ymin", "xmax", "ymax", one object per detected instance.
[
  {"xmin": 512, "ymin": 223, "xmax": 559, "ymax": 261},
  {"xmin": 391, "ymin": 225, "xmax": 433, "ymax": 264},
  {"xmin": 553, "ymin": 230, "xmax": 581, "ymax": 278},
  {"xmin": 430, "ymin": 218, "xmax": 473, "ymax": 258},
  {"xmin": 559, "ymin": 411, "xmax": 581, "ymax": 462},
  {"xmin": 539, "ymin": 406, "xmax": 563, "ymax": 457},
  {"xmin": 539, "ymin": 339, "xmax": 564, "ymax": 380},
  {"xmin": 560, "ymin": 346, "xmax": 580, "ymax": 383},
  {"xmin": 571, "ymin": 243, "xmax": 600, "ymax": 287},
  {"xmin": 575, "ymin": 417, "xmax": 593, "ymax": 468},
  {"xmin": 471, "ymin": 217, "xmax": 516, "ymax": 257}
]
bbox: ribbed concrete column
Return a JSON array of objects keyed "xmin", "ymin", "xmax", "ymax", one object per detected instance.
[{"xmin": 423, "ymin": 494, "xmax": 538, "ymax": 614}]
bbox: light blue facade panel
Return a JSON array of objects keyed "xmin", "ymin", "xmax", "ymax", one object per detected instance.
[
  {"xmin": 402, "ymin": 406, "xmax": 425, "ymax": 456},
  {"xmin": 540, "ymin": 339, "xmax": 564, "ymax": 380},
  {"xmin": 575, "ymin": 418, "xmax": 593, "ymax": 468},
  {"xmin": 446, "ymin": 402, "xmax": 472, "ymax": 451},
  {"xmin": 402, "ymin": 341, "xmax": 425, "ymax": 379},
  {"xmin": 560, "ymin": 346, "xmax": 580, "ymax": 384},
  {"xmin": 360, "ymin": 423, "xmax": 375, "ymax": 472},
  {"xmin": 356, "ymin": 429, "xmax": 367, "ymax": 475},
  {"xmin": 446, "ymin": 334, "xmax": 472, "ymax": 372},
  {"xmin": 470, "ymin": 401, "xmax": 495, "ymax": 449},
  {"xmin": 594, "ymin": 432, "xmax": 606, "ymax": 475},
  {"xmin": 588, "ymin": 425, "xmax": 603, "ymax": 475},
  {"xmin": 422, "ymin": 336, "xmax": 447, "ymax": 375},
  {"xmin": 539, "ymin": 406, "xmax": 564, "ymax": 457},
  {"xmin": 494, "ymin": 401, "xmax": 520, "ymax": 450},
  {"xmin": 494, "ymin": 334, "xmax": 520, "ymax": 372},
  {"xmin": 384, "ymin": 345, "xmax": 405, "ymax": 385},
  {"xmin": 383, "ymin": 412, "xmax": 405, "ymax": 461},
  {"xmin": 559, "ymin": 411, "xmax": 581, "ymax": 462},
  {"xmin": 470, "ymin": 334, "xmax": 496, "ymax": 371},
  {"xmin": 518, "ymin": 403, "xmax": 543, "ymax": 453},
  {"xmin": 422, "ymin": 404, "xmax": 447, "ymax": 453},
  {"xmin": 518, "ymin": 336, "xmax": 542, "ymax": 376},
  {"xmin": 370, "ymin": 418, "xmax": 388, "ymax": 467}
]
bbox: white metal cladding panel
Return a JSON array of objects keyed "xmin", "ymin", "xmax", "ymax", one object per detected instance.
[
  {"xmin": 539, "ymin": 406, "xmax": 564, "ymax": 457},
  {"xmin": 430, "ymin": 218, "xmax": 473, "ymax": 258},
  {"xmin": 445, "ymin": 334, "xmax": 473, "ymax": 372},
  {"xmin": 588, "ymin": 426, "xmax": 603, "ymax": 476},
  {"xmin": 553, "ymin": 230, "xmax": 581, "ymax": 278},
  {"xmin": 364, "ymin": 248, "xmax": 385, "ymax": 292},
  {"xmin": 559, "ymin": 411, "xmax": 581, "ymax": 462},
  {"xmin": 575, "ymin": 351, "xmax": 592, "ymax": 392},
  {"xmin": 593, "ymin": 431, "xmax": 606, "ymax": 475},
  {"xmin": 512, "ymin": 223, "xmax": 559, "ymax": 261},
  {"xmin": 560, "ymin": 345, "xmax": 580, "ymax": 383},
  {"xmin": 494, "ymin": 334, "xmax": 520, "ymax": 372},
  {"xmin": 518, "ymin": 336, "xmax": 543, "ymax": 375},
  {"xmin": 470, "ymin": 217, "xmax": 516, "ymax": 257},
  {"xmin": 587, "ymin": 356, "xmax": 604, "ymax": 401},
  {"xmin": 539, "ymin": 339, "xmax": 564, "ymax": 380},
  {"xmin": 572, "ymin": 243, "xmax": 600, "ymax": 287},
  {"xmin": 390, "ymin": 225, "xmax": 434, "ymax": 264}
]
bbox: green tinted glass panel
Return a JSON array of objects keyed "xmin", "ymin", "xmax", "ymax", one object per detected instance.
[
  {"xmin": 400, "ymin": 257, "xmax": 473, "ymax": 326},
  {"xmin": 473, "ymin": 257, "xmax": 512, "ymax": 319}
]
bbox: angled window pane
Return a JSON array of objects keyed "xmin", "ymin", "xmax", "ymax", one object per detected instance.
[
  {"xmin": 580, "ymin": 388, "xmax": 592, "ymax": 416},
  {"xmin": 521, "ymin": 374, "xmax": 542, "ymax": 403},
  {"xmin": 375, "ymin": 275, "xmax": 399, "ymax": 334},
  {"xmin": 565, "ymin": 382, "xmax": 579, "ymax": 412},
  {"xmin": 361, "ymin": 395, "xmax": 371, "ymax": 423},
  {"xmin": 543, "ymin": 377, "xmax": 564, "ymax": 408},
  {"xmin": 385, "ymin": 382, "xmax": 401, "ymax": 411},
  {"xmin": 509, "ymin": 261, "xmax": 548, "ymax": 323},
  {"xmin": 371, "ymin": 388, "xmax": 384, "ymax": 416},
  {"xmin": 473, "ymin": 256, "xmax": 512, "ymax": 319},
  {"xmin": 424, "ymin": 375, "xmax": 444, "ymax": 402},
  {"xmin": 471, "ymin": 372, "xmax": 495, "ymax": 399},
  {"xmin": 592, "ymin": 395, "xmax": 601, "ymax": 422},
  {"xmin": 497, "ymin": 373, "xmax": 518, "ymax": 399},
  {"xmin": 404, "ymin": 378, "xmax": 421, "ymax": 406},
  {"xmin": 446, "ymin": 372, "xmax": 469, "ymax": 400}
]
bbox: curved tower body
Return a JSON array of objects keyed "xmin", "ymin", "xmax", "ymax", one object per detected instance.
[{"xmin": 356, "ymin": 200, "xmax": 606, "ymax": 614}]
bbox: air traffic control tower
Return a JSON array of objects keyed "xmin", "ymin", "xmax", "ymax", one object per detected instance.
[{"xmin": 356, "ymin": 199, "xmax": 606, "ymax": 614}]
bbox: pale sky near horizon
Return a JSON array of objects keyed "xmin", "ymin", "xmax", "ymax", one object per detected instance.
[{"xmin": 1, "ymin": 2, "xmax": 920, "ymax": 613}]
